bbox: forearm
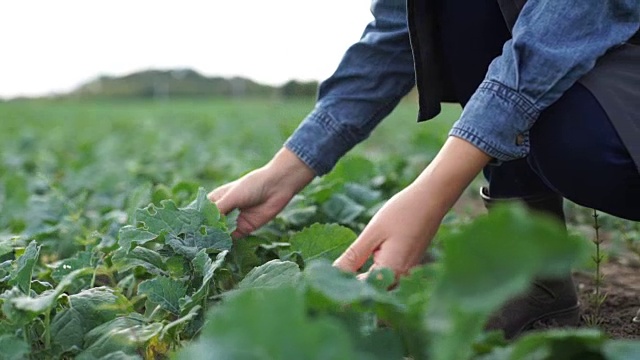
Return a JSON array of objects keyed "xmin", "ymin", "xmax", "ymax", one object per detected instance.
[
  {"xmin": 408, "ymin": 137, "xmax": 491, "ymax": 226},
  {"xmin": 285, "ymin": 0, "xmax": 415, "ymax": 175}
]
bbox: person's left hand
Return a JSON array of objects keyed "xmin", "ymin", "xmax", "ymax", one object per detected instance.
[
  {"xmin": 332, "ymin": 136, "xmax": 492, "ymax": 279},
  {"xmin": 332, "ymin": 183, "xmax": 447, "ymax": 279}
]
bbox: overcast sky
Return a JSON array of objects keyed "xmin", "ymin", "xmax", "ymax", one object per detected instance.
[{"xmin": 0, "ymin": 1, "xmax": 373, "ymax": 98}]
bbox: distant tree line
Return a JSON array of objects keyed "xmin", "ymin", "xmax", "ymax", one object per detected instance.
[{"xmin": 67, "ymin": 69, "xmax": 319, "ymax": 100}]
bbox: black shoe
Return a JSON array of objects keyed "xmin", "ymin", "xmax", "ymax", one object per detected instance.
[
  {"xmin": 480, "ymin": 187, "xmax": 580, "ymax": 339},
  {"xmin": 485, "ymin": 276, "xmax": 580, "ymax": 339}
]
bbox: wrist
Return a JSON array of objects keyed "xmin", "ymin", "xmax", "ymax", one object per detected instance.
[
  {"xmin": 264, "ymin": 147, "xmax": 316, "ymax": 193},
  {"xmin": 408, "ymin": 137, "xmax": 490, "ymax": 217}
]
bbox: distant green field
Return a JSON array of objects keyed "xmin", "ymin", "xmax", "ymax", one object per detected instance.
[{"xmin": 0, "ymin": 98, "xmax": 459, "ymax": 186}]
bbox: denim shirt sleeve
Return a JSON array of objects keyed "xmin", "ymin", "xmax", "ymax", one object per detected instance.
[
  {"xmin": 449, "ymin": 0, "xmax": 640, "ymax": 162},
  {"xmin": 284, "ymin": 0, "xmax": 415, "ymax": 176}
]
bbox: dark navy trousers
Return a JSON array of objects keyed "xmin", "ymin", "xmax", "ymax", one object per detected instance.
[{"xmin": 437, "ymin": 0, "xmax": 640, "ymax": 221}]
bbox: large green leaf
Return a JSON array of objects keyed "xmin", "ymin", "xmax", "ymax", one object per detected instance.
[
  {"xmin": 602, "ymin": 340, "xmax": 640, "ymax": 360},
  {"xmin": 9, "ymin": 240, "xmax": 40, "ymax": 293},
  {"xmin": 238, "ymin": 260, "xmax": 301, "ymax": 290},
  {"xmin": 288, "ymin": 223, "xmax": 356, "ymax": 262},
  {"xmin": 478, "ymin": 329, "xmax": 605, "ymax": 360},
  {"xmin": 51, "ymin": 287, "xmax": 133, "ymax": 353},
  {"xmin": 137, "ymin": 276, "xmax": 186, "ymax": 316},
  {"xmin": 227, "ymin": 236, "xmax": 263, "ymax": 277},
  {"xmin": 132, "ymin": 188, "xmax": 231, "ymax": 260},
  {"xmin": 179, "ymin": 250, "xmax": 227, "ymax": 313},
  {"xmin": 0, "ymin": 334, "xmax": 30, "ymax": 360},
  {"xmin": 303, "ymin": 261, "xmax": 393, "ymax": 306},
  {"xmin": 50, "ymin": 250, "xmax": 93, "ymax": 284},
  {"xmin": 0, "ymin": 287, "xmax": 32, "ymax": 326},
  {"xmin": 426, "ymin": 205, "xmax": 591, "ymax": 360},
  {"xmin": 9, "ymin": 268, "xmax": 93, "ymax": 315},
  {"xmin": 323, "ymin": 156, "xmax": 377, "ymax": 185},
  {"xmin": 343, "ymin": 183, "xmax": 382, "ymax": 206},
  {"xmin": 165, "ymin": 230, "xmax": 230, "ymax": 260},
  {"xmin": 77, "ymin": 315, "xmax": 160, "ymax": 360},
  {"xmin": 135, "ymin": 188, "xmax": 218, "ymax": 234},
  {"xmin": 117, "ymin": 226, "xmax": 157, "ymax": 252},
  {"xmin": 321, "ymin": 194, "xmax": 366, "ymax": 224},
  {"xmin": 111, "ymin": 247, "xmax": 167, "ymax": 276},
  {"xmin": 0, "ymin": 237, "xmax": 15, "ymax": 259},
  {"xmin": 387, "ymin": 265, "xmax": 438, "ymax": 360},
  {"xmin": 176, "ymin": 286, "xmax": 359, "ymax": 360}
]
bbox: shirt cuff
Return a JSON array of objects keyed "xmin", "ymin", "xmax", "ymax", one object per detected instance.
[
  {"xmin": 284, "ymin": 109, "xmax": 358, "ymax": 176},
  {"xmin": 449, "ymin": 80, "xmax": 541, "ymax": 162}
]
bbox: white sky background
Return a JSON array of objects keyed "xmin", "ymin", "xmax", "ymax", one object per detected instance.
[{"xmin": 0, "ymin": 1, "xmax": 373, "ymax": 98}]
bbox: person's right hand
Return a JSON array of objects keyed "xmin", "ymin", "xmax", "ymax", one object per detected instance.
[{"xmin": 207, "ymin": 148, "xmax": 315, "ymax": 239}]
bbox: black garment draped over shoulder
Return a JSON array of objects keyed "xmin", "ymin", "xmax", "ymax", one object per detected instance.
[{"xmin": 407, "ymin": 0, "xmax": 640, "ymax": 173}]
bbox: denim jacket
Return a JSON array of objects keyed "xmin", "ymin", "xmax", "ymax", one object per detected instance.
[{"xmin": 285, "ymin": 0, "xmax": 640, "ymax": 176}]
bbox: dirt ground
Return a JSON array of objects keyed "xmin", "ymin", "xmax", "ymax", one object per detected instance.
[
  {"xmin": 451, "ymin": 190, "xmax": 640, "ymax": 339},
  {"xmin": 574, "ymin": 258, "xmax": 640, "ymax": 339}
]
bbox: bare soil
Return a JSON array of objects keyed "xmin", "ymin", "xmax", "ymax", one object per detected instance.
[
  {"xmin": 451, "ymin": 190, "xmax": 640, "ymax": 339},
  {"xmin": 574, "ymin": 258, "xmax": 640, "ymax": 339}
]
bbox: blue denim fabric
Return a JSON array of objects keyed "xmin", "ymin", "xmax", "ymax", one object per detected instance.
[
  {"xmin": 284, "ymin": 0, "xmax": 415, "ymax": 175},
  {"xmin": 449, "ymin": 0, "xmax": 640, "ymax": 162},
  {"xmin": 285, "ymin": 0, "xmax": 640, "ymax": 175}
]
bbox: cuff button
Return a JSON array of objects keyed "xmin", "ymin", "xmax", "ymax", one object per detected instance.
[{"xmin": 515, "ymin": 134, "xmax": 525, "ymax": 146}]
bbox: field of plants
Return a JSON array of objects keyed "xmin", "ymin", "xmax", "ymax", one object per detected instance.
[{"xmin": 1, "ymin": 98, "xmax": 639, "ymax": 359}]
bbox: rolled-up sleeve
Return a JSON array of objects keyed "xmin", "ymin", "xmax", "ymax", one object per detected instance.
[
  {"xmin": 285, "ymin": 0, "xmax": 416, "ymax": 176},
  {"xmin": 450, "ymin": 0, "xmax": 640, "ymax": 162}
]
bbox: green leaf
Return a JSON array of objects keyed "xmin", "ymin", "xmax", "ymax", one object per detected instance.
[
  {"xmin": 0, "ymin": 287, "xmax": 32, "ymax": 325},
  {"xmin": 343, "ymin": 183, "xmax": 382, "ymax": 206},
  {"xmin": 603, "ymin": 340, "xmax": 640, "ymax": 360},
  {"xmin": 9, "ymin": 240, "xmax": 40, "ymax": 293},
  {"xmin": 237, "ymin": 260, "xmax": 301, "ymax": 290},
  {"xmin": 78, "ymin": 315, "xmax": 161, "ymax": 360},
  {"xmin": 279, "ymin": 205, "xmax": 318, "ymax": 227},
  {"xmin": 176, "ymin": 286, "xmax": 359, "ymax": 360},
  {"xmin": 228, "ymin": 236, "xmax": 263, "ymax": 277},
  {"xmin": 51, "ymin": 287, "xmax": 133, "ymax": 353},
  {"xmin": 50, "ymin": 250, "xmax": 93, "ymax": 283},
  {"xmin": 0, "ymin": 260, "xmax": 12, "ymax": 285},
  {"xmin": 179, "ymin": 250, "xmax": 227, "ymax": 313},
  {"xmin": 117, "ymin": 226, "xmax": 157, "ymax": 252},
  {"xmin": 303, "ymin": 261, "xmax": 393, "ymax": 305},
  {"xmin": 323, "ymin": 156, "xmax": 377, "ymax": 184},
  {"xmin": 354, "ymin": 328, "xmax": 405, "ymax": 360},
  {"xmin": 288, "ymin": 223, "xmax": 356, "ymax": 262},
  {"xmin": 479, "ymin": 329, "xmax": 605, "ymax": 360},
  {"xmin": 366, "ymin": 267, "xmax": 395, "ymax": 291},
  {"xmin": 183, "ymin": 187, "xmax": 221, "ymax": 226},
  {"xmin": 160, "ymin": 304, "xmax": 201, "ymax": 340},
  {"xmin": 426, "ymin": 205, "xmax": 591, "ymax": 360},
  {"xmin": 387, "ymin": 265, "xmax": 438, "ymax": 360},
  {"xmin": 111, "ymin": 247, "xmax": 167, "ymax": 276},
  {"xmin": 438, "ymin": 206, "xmax": 589, "ymax": 311},
  {"xmin": 165, "ymin": 229, "xmax": 230, "ymax": 260},
  {"xmin": 133, "ymin": 187, "xmax": 231, "ymax": 260},
  {"xmin": 0, "ymin": 334, "xmax": 30, "ymax": 360},
  {"xmin": 0, "ymin": 237, "xmax": 15, "ymax": 259},
  {"xmin": 321, "ymin": 194, "xmax": 366, "ymax": 224},
  {"xmin": 137, "ymin": 276, "xmax": 187, "ymax": 315},
  {"xmin": 135, "ymin": 188, "xmax": 231, "ymax": 248},
  {"xmin": 9, "ymin": 268, "xmax": 93, "ymax": 314},
  {"xmin": 224, "ymin": 208, "xmax": 240, "ymax": 233}
]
